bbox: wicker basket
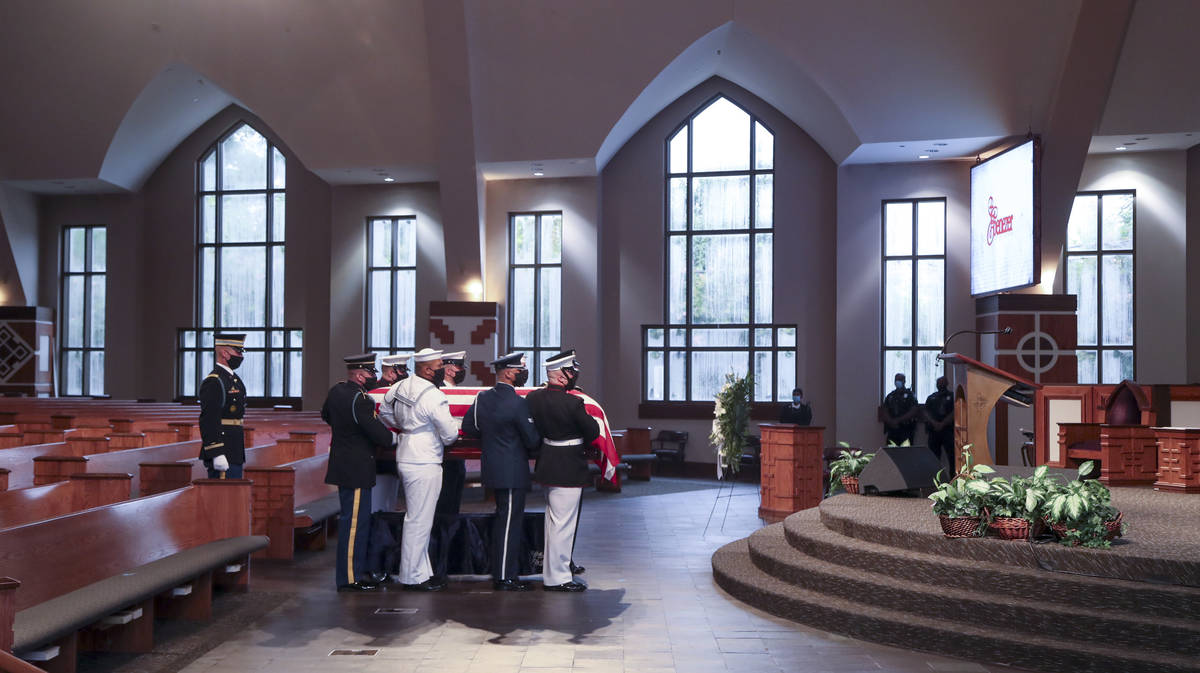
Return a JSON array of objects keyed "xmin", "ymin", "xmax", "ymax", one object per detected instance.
[
  {"xmin": 989, "ymin": 516, "xmax": 1030, "ymax": 540},
  {"xmin": 938, "ymin": 515, "xmax": 981, "ymax": 538},
  {"xmin": 1047, "ymin": 512, "xmax": 1124, "ymax": 544},
  {"xmin": 840, "ymin": 476, "xmax": 860, "ymax": 494}
]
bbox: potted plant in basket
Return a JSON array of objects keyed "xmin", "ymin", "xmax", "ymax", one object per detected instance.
[
  {"xmin": 927, "ymin": 444, "xmax": 993, "ymax": 538},
  {"xmin": 827, "ymin": 442, "xmax": 874, "ymax": 495},
  {"xmin": 985, "ymin": 464, "xmax": 1060, "ymax": 540},
  {"xmin": 1043, "ymin": 461, "xmax": 1126, "ymax": 548}
]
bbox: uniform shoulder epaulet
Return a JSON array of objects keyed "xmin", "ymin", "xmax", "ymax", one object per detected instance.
[{"xmin": 204, "ymin": 372, "xmax": 220, "ymax": 380}]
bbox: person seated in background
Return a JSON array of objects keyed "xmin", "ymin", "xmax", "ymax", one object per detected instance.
[
  {"xmin": 881, "ymin": 372, "xmax": 919, "ymax": 445},
  {"xmin": 779, "ymin": 387, "xmax": 813, "ymax": 425}
]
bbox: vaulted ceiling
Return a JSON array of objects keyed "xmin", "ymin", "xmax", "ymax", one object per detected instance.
[{"xmin": 0, "ymin": 0, "xmax": 1195, "ymax": 193}]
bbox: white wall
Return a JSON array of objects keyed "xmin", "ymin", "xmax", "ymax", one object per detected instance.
[{"xmin": 1078, "ymin": 151, "xmax": 1187, "ymax": 383}]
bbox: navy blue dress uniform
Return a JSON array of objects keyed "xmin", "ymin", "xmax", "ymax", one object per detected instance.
[
  {"xmin": 198, "ymin": 333, "xmax": 247, "ymax": 479},
  {"xmin": 461, "ymin": 352, "xmax": 540, "ymax": 590},
  {"xmin": 323, "ymin": 353, "xmax": 395, "ymax": 591},
  {"xmin": 525, "ymin": 350, "xmax": 600, "ymax": 591},
  {"xmin": 883, "ymin": 374, "xmax": 920, "ymax": 445}
]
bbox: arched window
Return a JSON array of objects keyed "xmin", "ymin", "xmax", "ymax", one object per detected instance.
[
  {"xmin": 179, "ymin": 123, "xmax": 301, "ymax": 400},
  {"xmin": 644, "ymin": 96, "xmax": 796, "ymax": 403}
]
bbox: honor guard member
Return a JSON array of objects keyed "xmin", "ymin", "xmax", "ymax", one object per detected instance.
[
  {"xmin": 440, "ymin": 351, "xmax": 468, "ymax": 387},
  {"xmin": 323, "ymin": 353, "xmax": 396, "ymax": 592},
  {"xmin": 436, "ymin": 350, "xmax": 469, "ymax": 516},
  {"xmin": 371, "ymin": 353, "xmax": 411, "ymax": 517},
  {"xmin": 882, "ymin": 372, "xmax": 920, "ymax": 445},
  {"xmin": 198, "ymin": 333, "xmax": 247, "ymax": 479},
  {"xmin": 526, "ymin": 350, "xmax": 600, "ymax": 592},
  {"xmin": 380, "ymin": 348, "xmax": 460, "ymax": 591},
  {"xmin": 461, "ymin": 352, "xmax": 540, "ymax": 591}
]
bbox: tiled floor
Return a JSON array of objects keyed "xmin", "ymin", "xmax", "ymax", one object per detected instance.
[{"xmin": 178, "ymin": 479, "xmax": 1020, "ymax": 673}]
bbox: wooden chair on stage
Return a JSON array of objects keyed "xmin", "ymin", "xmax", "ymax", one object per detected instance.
[{"xmin": 1057, "ymin": 380, "xmax": 1158, "ymax": 485}]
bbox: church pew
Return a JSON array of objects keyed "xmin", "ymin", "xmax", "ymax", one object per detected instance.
[
  {"xmin": 0, "ymin": 480, "xmax": 266, "ymax": 672},
  {"xmin": 0, "ymin": 474, "xmax": 131, "ymax": 529},
  {"xmin": 0, "ymin": 444, "xmax": 82, "ymax": 492},
  {"xmin": 139, "ymin": 437, "xmax": 319, "ymax": 496},
  {"xmin": 244, "ymin": 453, "xmax": 336, "ymax": 559}
]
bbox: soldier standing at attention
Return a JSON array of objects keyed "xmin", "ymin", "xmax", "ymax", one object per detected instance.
[
  {"xmin": 435, "ymin": 350, "xmax": 469, "ymax": 516},
  {"xmin": 461, "ymin": 352, "xmax": 540, "ymax": 591},
  {"xmin": 525, "ymin": 350, "xmax": 599, "ymax": 592},
  {"xmin": 323, "ymin": 353, "xmax": 396, "ymax": 592},
  {"xmin": 380, "ymin": 348, "xmax": 460, "ymax": 591},
  {"xmin": 199, "ymin": 333, "xmax": 247, "ymax": 479},
  {"xmin": 371, "ymin": 353, "xmax": 411, "ymax": 517}
]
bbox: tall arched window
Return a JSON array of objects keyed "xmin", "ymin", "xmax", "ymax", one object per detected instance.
[
  {"xmin": 643, "ymin": 96, "xmax": 796, "ymax": 404},
  {"xmin": 179, "ymin": 123, "xmax": 302, "ymax": 400}
]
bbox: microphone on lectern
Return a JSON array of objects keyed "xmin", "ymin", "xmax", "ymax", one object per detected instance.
[{"xmin": 941, "ymin": 326, "xmax": 1012, "ymax": 355}]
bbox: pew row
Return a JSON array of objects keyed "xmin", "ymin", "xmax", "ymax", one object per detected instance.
[
  {"xmin": 245, "ymin": 454, "xmax": 338, "ymax": 559},
  {"xmin": 0, "ymin": 480, "xmax": 266, "ymax": 673},
  {"xmin": 0, "ymin": 474, "xmax": 131, "ymax": 530},
  {"xmin": 139, "ymin": 437, "xmax": 320, "ymax": 496}
]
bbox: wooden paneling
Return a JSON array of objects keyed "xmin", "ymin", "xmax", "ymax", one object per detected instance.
[{"xmin": 757, "ymin": 424, "xmax": 824, "ymax": 522}]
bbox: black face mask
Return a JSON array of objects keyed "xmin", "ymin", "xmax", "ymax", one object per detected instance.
[
  {"xmin": 452, "ymin": 368, "xmax": 466, "ymax": 385},
  {"xmin": 512, "ymin": 369, "xmax": 529, "ymax": 387},
  {"xmin": 363, "ymin": 377, "xmax": 379, "ymax": 390},
  {"xmin": 564, "ymin": 368, "xmax": 580, "ymax": 391},
  {"xmin": 397, "ymin": 367, "xmax": 409, "ymax": 381},
  {"xmin": 431, "ymin": 368, "xmax": 447, "ymax": 388},
  {"xmin": 227, "ymin": 354, "xmax": 244, "ymax": 370}
]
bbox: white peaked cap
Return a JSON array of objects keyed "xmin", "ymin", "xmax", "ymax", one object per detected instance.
[
  {"xmin": 442, "ymin": 350, "xmax": 466, "ymax": 361},
  {"xmin": 543, "ymin": 349, "xmax": 578, "ymax": 371},
  {"xmin": 380, "ymin": 353, "xmax": 412, "ymax": 366},
  {"xmin": 412, "ymin": 348, "xmax": 444, "ymax": 363}
]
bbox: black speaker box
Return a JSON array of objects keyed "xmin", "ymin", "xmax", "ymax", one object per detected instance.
[{"xmin": 858, "ymin": 446, "xmax": 942, "ymax": 494}]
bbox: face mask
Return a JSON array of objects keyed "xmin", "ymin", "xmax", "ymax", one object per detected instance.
[
  {"xmin": 431, "ymin": 368, "xmax": 447, "ymax": 388},
  {"xmin": 397, "ymin": 367, "xmax": 409, "ymax": 381},
  {"xmin": 564, "ymin": 368, "xmax": 580, "ymax": 391},
  {"xmin": 512, "ymin": 369, "xmax": 529, "ymax": 387},
  {"xmin": 792, "ymin": 396, "xmax": 804, "ymax": 404},
  {"xmin": 228, "ymin": 354, "xmax": 244, "ymax": 370},
  {"xmin": 452, "ymin": 368, "xmax": 466, "ymax": 385},
  {"xmin": 363, "ymin": 377, "xmax": 379, "ymax": 390},
  {"xmin": 895, "ymin": 380, "xmax": 905, "ymax": 390}
]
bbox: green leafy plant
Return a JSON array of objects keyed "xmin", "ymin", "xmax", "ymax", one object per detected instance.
[
  {"xmin": 985, "ymin": 465, "xmax": 1058, "ymax": 522},
  {"xmin": 710, "ymin": 372, "xmax": 753, "ymax": 476},
  {"xmin": 1043, "ymin": 461, "xmax": 1124, "ymax": 548},
  {"xmin": 928, "ymin": 444, "xmax": 994, "ymax": 518},
  {"xmin": 886, "ymin": 438, "xmax": 911, "ymax": 447},
  {"xmin": 827, "ymin": 441, "xmax": 874, "ymax": 496}
]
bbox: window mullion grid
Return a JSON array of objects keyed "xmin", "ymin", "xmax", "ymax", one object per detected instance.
[
  {"xmin": 390, "ymin": 218, "xmax": 399, "ymax": 352},
  {"xmin": 910, "ymin": 201, "xmax": 919, "ymax": 392}
]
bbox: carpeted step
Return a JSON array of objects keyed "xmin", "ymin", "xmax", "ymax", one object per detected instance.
[
  {"xmin": 712, "ymin": 538, "xmax": 1200, "ymax": 673},
  {"xmin": 748, "ymin": 523, "xmax": 1200, "ymax": 658},
  {"xmin": 786, "ymin": 509, "xmax": 1200, "ymax": 621}
]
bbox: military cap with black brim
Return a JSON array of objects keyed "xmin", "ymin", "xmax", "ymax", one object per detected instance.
[
  {"xmin": 543, "ymin": 349, "xmax": 580, "ymax": 371},
  {"xmin": 214, "ymin": 333, "xmax": 246, "ymax": 349},
  {"xmin": 343, "ymin": 353, "xmax": 377, "ymax": 371},
  {"xmin": 442, "ymin": 350, "xmax": 466, "ymax": 366},
  {"xmin": 489, "ymin": 352, "xmax": 526, "ymax": 371}
]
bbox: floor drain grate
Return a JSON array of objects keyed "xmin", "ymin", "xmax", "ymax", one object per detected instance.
[
  {"xmin": 374, "ymin": 607, "xmax": 418, "ymax": 615},
  {"xmin": 329, "ymin": 649, "xmax": 378, "ymax": 656}
]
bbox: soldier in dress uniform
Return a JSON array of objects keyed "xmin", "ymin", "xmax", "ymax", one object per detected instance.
[
  {"xmin": 371, "ymin": 353, "xmax": 412, "ymax": 517},
  {"xmin": 526, "ymin": 349, "xmax": 599, "ymax": 592},
  {"xmin": 199, "ymin": 333, "xmax": 247, "ymax": 479},
  {"xmin": 882, "ymin": 372, "xmax": 920, "ymax": 445},
  {"xmin": 461, "ymin": 352, "xmax": 540, "ymax": 591},
  {"xmin": 924, "ymin": 376, "xmax": 955, "ymax": 474},
  {"xmin": 436, "ymin": 350, "xmax": 469, "ymax": 516},
  {"xmin": 379, "ymin": 353, "xmax": 411, "ymax": 386},
  {"xmin": 440, "ymin": 351, "xmax": 467, "ymax": 387},
  {"xmin": 322, "ymin": 353, "xmax": 396, "ymax": 592},
  {"xmin": 379, "ymin": 348, "xmax": 460, "ymax": 591}
]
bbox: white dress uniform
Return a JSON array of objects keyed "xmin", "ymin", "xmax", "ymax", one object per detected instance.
[
  {"xmin": 370, "ymin": 352, "xmax": 412, "ymax": 515},
  {"xmin": 380, "ymin": 353, "xmax": 460, "ymax": 585}
]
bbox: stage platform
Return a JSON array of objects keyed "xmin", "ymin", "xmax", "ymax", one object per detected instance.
[{"xmin": 713, "ymin": 490, "xmax": 1200, "ymax": 673}]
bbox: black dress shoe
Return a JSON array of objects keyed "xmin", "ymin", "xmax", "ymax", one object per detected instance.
[
  {"xmin": 569, "ymin": 561, "xmax": 585, "ymax": 574},
  {"xmin": 401, "ymin": 578, "xmax": 446, "ymax": 592},
  {"xmin": 337, "ymin": 582, "xmax": 382, "ymax": 593},
  {"xmin": 369, "ymin": 572, "xmax": 396, "ymax": 585},
  {"xmin": 492, "ymin": 579, "xmax": 534, "ymax": 591},
  {"xmin": 543, "ymin": 581, "xmax": 587, "ymax": 592}
]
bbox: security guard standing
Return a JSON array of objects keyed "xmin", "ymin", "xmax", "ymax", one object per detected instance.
[
  {"xmin": 323, "ymin": 353, "xmax": 396, "ymax": 592},
  {"xmin": 379, "ymin": 348, "xmax": 460, "ymax": 591},
  {"xmin": 199, "ymin": 333, "xmax": 247, "ymax": 479},
  {"xmin": 924, "ymin": 375, "xmax": 955, "ymax": 473},
  {"xmin": 526, "ymin": 349, "xmax": 599, "ymax": 592},
  {"xmin": 461, "ymin": 352, "xmax": 540, "ymax": 591},
  {"xmin": 882, "ymin": 372, "xmax": 919, "ymax": 445}
]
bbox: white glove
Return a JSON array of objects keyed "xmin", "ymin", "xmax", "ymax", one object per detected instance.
[{"xmin": 213, "ymin": 454, "xmax": 230, "ymax": 472}]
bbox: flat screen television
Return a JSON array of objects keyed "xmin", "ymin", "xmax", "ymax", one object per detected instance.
[{"xmin": 970, "ymin": 138, "xmax": 1040, "ymax": 295}]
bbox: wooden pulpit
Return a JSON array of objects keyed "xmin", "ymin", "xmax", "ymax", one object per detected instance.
[
  {"xmin": 757, "ymin": 424, "xmax": 824, "ymax": 522},
  {"xmin": 940, "ymin": 353, "xmax": 1040, "ymax": 470}
]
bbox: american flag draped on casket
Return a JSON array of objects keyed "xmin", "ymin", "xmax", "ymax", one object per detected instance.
[{"xmin": 367, "ymin": 386, "xmax": 619, "ymax": 483}]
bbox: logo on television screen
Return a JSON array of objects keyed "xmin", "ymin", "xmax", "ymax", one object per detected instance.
[{"xmin": 986, "ymin": 196, "xmax": 1013, "ymax": 246}]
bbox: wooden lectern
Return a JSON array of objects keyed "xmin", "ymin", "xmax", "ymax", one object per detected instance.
[
  {"xmin": 940, "ymin": 353, "xmax": 1040, "ymax": 470},
  {"xmin": 757, "ymin": 424, "xmax": 824, "ymax": 522}
]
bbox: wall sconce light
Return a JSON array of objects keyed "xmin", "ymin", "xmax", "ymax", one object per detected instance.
[{"xmin": 465, "ymin": 279, "xmax": 483, "ymax": 301}]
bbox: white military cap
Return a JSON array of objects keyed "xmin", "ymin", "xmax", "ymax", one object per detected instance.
[
  {"xmin": 412, "ymin": 348, "xmax": 444, "ymax": 363},
  {"xmin": 442, "ymin": 350, "xmax": 466, "ymax": 364},
  {"xmin": 380, "ymin": 353, "xmax": 412, "ymax": 367},
  {"xmin": 543, "ymin": 349, "xmax": 579, "ymax": 371}
]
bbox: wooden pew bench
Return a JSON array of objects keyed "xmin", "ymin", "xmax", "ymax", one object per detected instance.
[
  {"xmin": 0, "ymin": 480, "xmax": 266, "ymax": 673},
  {"xmin": 0, "ymin": 474, "xmax": 131, "ymax": 529},
  {"xmin": 245, "ymin": 454, "xmax": 337, "ymax": 559},
  {"xmin": 139, "ymin": 437, "xmax": 319, "ymax": 497}
]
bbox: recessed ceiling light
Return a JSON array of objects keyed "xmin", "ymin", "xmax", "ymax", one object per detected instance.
[
  {"xmin": 918, "ymin": 155, "xmax": 930, "ymax": 159},
  {"xmin": 1124, "ymin": 142, "xmax": 1137, "ymax": 146},
  {"xmin": 383, "ymin": 177, "xmax": 395, "ymax": 182},
  {"xmin": 898, "ymin": 144, "xmax": 906, "ymax": 148},
  {"xmin": 1135, "ymin": 137, "xmax": 1148, "ymax": 141},
  {"xmin": 533, "ymin": 171, "xmax": 544, "ymax": 177},
  {"xmin": 1115, "ymin": 146, "xmax": 1127, "ymax": 151},
  {"xmin": 934, "ymin": 142, "xmax": 948, "ymax": 147}
]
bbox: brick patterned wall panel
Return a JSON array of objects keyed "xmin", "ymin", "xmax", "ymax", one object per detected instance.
[{"xmin": 428, "ymin": 302, "xmax": 500, "ymax": 387}]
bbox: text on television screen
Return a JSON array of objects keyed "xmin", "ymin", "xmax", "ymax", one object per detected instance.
[{"xmin": 970, "ymin": 139, "xmax": 1037, "ymax": 295}]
